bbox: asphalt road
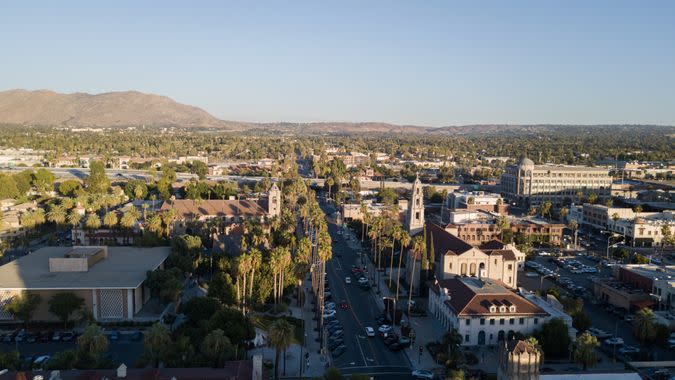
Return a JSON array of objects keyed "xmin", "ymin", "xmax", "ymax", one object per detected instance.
[{"xmin": 319, "ymin": 200, "xmax": 413, "ymax": 378}]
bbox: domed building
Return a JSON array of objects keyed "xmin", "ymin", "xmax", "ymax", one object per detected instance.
[{"xmin": 500, "ymin": 156, "xmax": 611, "ymax": 207}]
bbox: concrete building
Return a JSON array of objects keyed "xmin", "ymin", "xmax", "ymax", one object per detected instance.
[
  {"xmin": 583, "ymin": 204, "xmax": 674, "ymax": 246},
  {"xmin": 501, "ymin": 157, "xmax": 612, "ymax": 207},
  {"xmin": 340, "ymin": 199, "xmax": 408, "ymax": 221},
  {"xmin": 615, "ymin": 264, "xmax": 675, "ymax": 313},
  {"xmin": 0, "ymin": 246, "xmax": 170, "ymax": 322},
  {"xmin": 428, "ymin": 277, "xmax": 549, "ymax": 346},
  {"xmin": 447, "ymin": 190, "xmax": 507, "ymax": 214},
  {"xmin": 406, "ymin": 175, "xmax": 425, "ymax": 235}
]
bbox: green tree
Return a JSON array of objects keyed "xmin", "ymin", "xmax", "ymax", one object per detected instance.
[
  {"xmin": 182, "ymin": 297, "xmax": 222, "ymax": 325},
  {"xmin": 535, "ymin": 318, "xmax": 571, "ymax": 359},
  {"xmin": 201, "ymin": 329, "xmax": 235, "ymax": 367},
  {"xmin": 85, "ymin": 160, "xmax": 110, "ymax": 194},
  {"xmin": 539, "ymin": 201, "xmax": 552, "ymax": 220},
  {"xmin": 207, "ymin": 308, "xmax": 256, "ymax": 349},
  {"xmin": 377, "ymin": 187, "xmax": 398, "ymax": 205},
  {"xmin": 58, "ymin": 179, "xmax": 83, "ymax": 197},
  {"xmin": 48, "ymin": 292, "xmax": 85, "ymax": 328},
  {"xmin": 76, "ymin": 324, "xmax": 109, "ymax": 366},
  {"xmin": 5, "ymin": 291, "xmax": 41, "ymax": 327},
  {"xmin": 32, "ymin": 168, "xmax": 55, "ymax": 193},
  {"xmin": 143, "ymin": 322, "xmax": 172, "ymax": 368},
  {"xmin": 0, "ymin": 351, "xmax": 22, "ymax": 371},
  {"xmin": 573, "ymin": 332, "xmax": 599, "ymax": 370},
  {"xmin": 0, "ymin": 174, "xmax": 20, "ymax": 199},
  {"xmin": 47, "ymin": 204, "xmax": 67, "ymax": 226},
  {"xmin": 572, "ymin": 311, "xmax": 592, "ymax": 333},
  {"xmin": 124, "ymin": 179, "xmax": 148, "ymax": 200},
  {"xmin": 191, "ymin": 160, "xmax": 209, "ymax": 180},
  {"xmin": 209, "ymin": 272, "xmax": 237, "ymax": 305},
  {"xmin": 269, "ymin": 318, "xmax": 294, "ymax": 379},
  {"xmin": 633, "ymin": 307, "xmax": 656, "ymax": 343}
]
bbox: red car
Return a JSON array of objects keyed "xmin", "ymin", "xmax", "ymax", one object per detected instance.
[{"xmin": 339, "ymin": 299, "xmax": 349, "ymax": 309}]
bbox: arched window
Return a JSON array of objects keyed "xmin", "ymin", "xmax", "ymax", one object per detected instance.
[
  {"xmin": 469, "ymin": 263, "xmax": 477, "ymax": 276},
  {"xmin": 460, "ymin": 263, "xmax": 467, "ymax": 276}
]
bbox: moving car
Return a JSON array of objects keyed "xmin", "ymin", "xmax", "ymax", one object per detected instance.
[
  {"xmin": 33, "ymin": 356, "xmax": 50, "ymax": 370},
  {"xmin": 345, "ymin": 277, "xmax": 351, "ymax": 284},
  {"xmin": 61, "ymin": 332, "xmax": 75, "ymax": 342},
  {"xmin": 339, "ymin": 299, "xmax": 349, "ymax": 309},
  {"xmin": 365, "ymin": 327, "xmax": 375, "ymax": 337},
  {"xmin": 378, "ymin": 325, "xmax": 392, "ymax": 334}
]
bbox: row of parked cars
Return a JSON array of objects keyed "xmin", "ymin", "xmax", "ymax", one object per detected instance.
[
  {"xmin": 324, "ymin": 313, "xmax": 347, "ymax": 358},
  {"xmin": 0, "ymin": 330, "xmax": 76, "ymax": 343},
  {"xmin": 585, "ymin": 327, "xmax": 640, "ymax": 356}
]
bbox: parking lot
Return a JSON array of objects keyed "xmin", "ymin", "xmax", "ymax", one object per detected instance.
[{"xmin": 0, "ymin": 328, "xmax": 145, "ymax": 369}]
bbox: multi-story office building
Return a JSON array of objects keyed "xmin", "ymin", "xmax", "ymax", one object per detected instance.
[{"xmin": 500, "ymin": 157, "xmax": 612, "ymax": 207}]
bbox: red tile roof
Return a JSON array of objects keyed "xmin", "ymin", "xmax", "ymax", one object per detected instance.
[
  {"xmin": 426, "ymin": 223, "xmax": 474, "ymax": 256},
  {"xmin": 161, "ymin": 199, "xmax": 267, "ymax": 219},
  {"xmin": 434, "ymin": 277, "xmax": 547, "ymax": 317}
]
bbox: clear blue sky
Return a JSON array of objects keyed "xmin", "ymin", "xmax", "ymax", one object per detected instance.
[{"xmin": 2, "ymin": 1, "xmax": 674, "ymax": 126}]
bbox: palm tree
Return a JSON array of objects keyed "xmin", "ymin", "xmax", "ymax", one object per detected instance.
[
  {"xmin": 84, "ymin": 213, "xmax": 101, "ymax": 230},
  {"xmin": 559, "ymin": 207, "xmax": 569, "ymax": 222},
  {"xmin": 568, "ymin": 220, "xmax": 579, "ymax": 249},
  {"xmin": 248, "ymin": 248, "xmax": 262, "ymax": 307},
  {"xmin": 143, "ymin": 322, "xmax": 172, "ymax": 368},
  {"xmin": 573, "ymin": 332, "xmax": 599, "ymax": 370},
  {"xmin": 147, "ymin": 214, "xmax": 163, "ymax": 235},
  {"xmin": 103, "ymin": 211, "xmax": 118, "ymax": 229},
  {"xmin": 268, "ymin": 318, "xmax": 294, "ymax": 380},
  {"xmin": 67, "ymin": 209, "xmax": 81, "ymax": 227},
  {"xmin": 633, "ymin": 308, "xmax": 656, "ymax": 343},
  {"xmin": 390, "ymin": 224, "xmax": 402, "ymax": 285},
  {"xmin": 396, "ymin": 231, "xmax": 411, "ymax": 301},
  {"xmin": 201, "ymin": 329, "xmax": 234, "ymax": 367},
  {"xmin": 497, "ymin": 215, "xmax": 510, "ymax": 241},
  {"xmin": 360, "ymin": 202, "xmax": 369, "ymax": 241},
  {"xmin": 326, "ymin": 177, "xmax": 334, "ymax": 200},
  {"xmin": 408, "ymin": 235, "xmax": 426, "ymax": 314},
  {"xmin": 236, "ymin": 253, "xmax": 251, "ymax": 313},
  {"xmin": 47, "ymin": 204, "xmax": 67, "ymax": 227}
]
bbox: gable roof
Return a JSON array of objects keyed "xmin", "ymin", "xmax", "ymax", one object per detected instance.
[
  {"xmin": 426, "ymin": 222, "xmax": 474, "ymax": 257},
  {"xmin": 506, "ymin": 340, "xmax": 539, "ymax": 355},
  {"xmin": 479, "ymin": 239, "xmax": 506, "ymax": 250},
  {"xmin": 434, "ymin": 277, "xmax": 547, "ymax": 317},
  {"xmin": 486, "ymin": 249, "xmax": 518, "ymax": 261},
  {"xmin": 161, "ymin": 199, "xmax": 267, "ymax": 219}
]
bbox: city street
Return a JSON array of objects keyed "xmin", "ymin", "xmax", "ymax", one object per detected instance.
[{"xmin": 318, "ymin": 200, "xmax": 413, "ymax": 378}]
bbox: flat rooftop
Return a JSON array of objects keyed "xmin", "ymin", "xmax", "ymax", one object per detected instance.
[{"xmin": 0, "ymin": 246, "xmax": 171, "ymax": 290}]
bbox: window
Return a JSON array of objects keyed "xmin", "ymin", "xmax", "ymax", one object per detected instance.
[
  {"xmin": 499, "ymin": 318, "xmax": 505, "ymax": 325},
  {"xmin": 534, "ymin": 318, "xmax": 539, "ymax": 325},
  {"xmin": 465, "ymin": 334, "xmax": 470, "ymax": 342},
  {"xmin": 466, "ymin": 319, "xmax": 470, "ymax": 326},
  {"xmin": 509, "ymin": 318, "xmax": 515, "ymax": 325},
  {"xmin": 490, "ymin": 319, "xmax": 495, "ymax": 325},
  {"xmin": 449, "ymin": 263, "xmax": 452, "ymax": 270},
  {"xmin": 519, "ymin": 318, "xmax": 524, "ymax": 325},
  {"xmin": 480, "ymin": 318, "xmax": 485, "ymax": 325},
  {"xmin": 507, "ymin": 264, "xmax": 513, "ymax": 270}
]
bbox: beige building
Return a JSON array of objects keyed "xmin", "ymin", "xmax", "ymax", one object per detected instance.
[
  {"xmin": 501, "ymin": 157, "xmax": 612, "ymax": 207},
  {"xmin": 427, "ymin": 223, "xmax": 521, "ymax": 288},
  {"xmin": 0, "ymin": 246, "xmax": 170, "ymax": 322}
]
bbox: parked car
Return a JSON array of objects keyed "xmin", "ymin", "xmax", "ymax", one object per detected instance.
[
  {"xmin": 332, "ymin": 344, "xmax": 346, "ymax": 357},
  {"xmin": 39, "ymin": 331, "xmax": 51, "ymax": 343},
  {"xmin": 26, "ymin": 333, "xmax": 38, "ymax": 343},
  {"xmin": 322, "ymin": 309, "xmax": 336, "ymax": 319},
  {"xmin": 378, "ymin": 325, "xmax": 392, "ymax": 334},
  {"xmin": 365, "ymin": 327, "xmax": 375, "ymax": 337},
  {"xmin": 15, "ymin": 330, "xmax": 27, "ymax": 342},
  {"xmin": 412, "ymin": 369, "xmax": 435, "ymax": 379},
  {"xmin": 52, "ymin": 331, "xmax": 62, "ymax": 342},
  {"xmin": 107, "ymin": 330, "xmax": 120, "ymax": 341},
  {"xmin": 345, "ymin": 277, "xmax": 351, "ymax": 284},
  {"xmin": 603, "ymin": 337, "xmax": 624, "ymax": 346},
  {"xmin": 61, "ymin": 332, "xmax": 75, "ymax": 342},
  {"xmin": 33, "ymin": 355, "xmax": 50, "ymax": 370},
  {"xmin": 618, "ymin": 346, "xmax": 640, "ymax": 355}
]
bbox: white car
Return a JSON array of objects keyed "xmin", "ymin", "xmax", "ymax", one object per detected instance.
[
  {"xmin": 325, "ymin": 302, "xmax": 336, "ymax": 310},
  {"xmin": 604, "ymin": 337, "xmax": 624, "ymax": 346},
  {"xmin": 358, "ymin": 277, "xmax": 369, "ymax": 284},
  {"xmin": 365, "ymin": 326, "xmax": 375, "ymax": 337},
  {"xmin": 412, "ymin": 369, "xmax": 435, "ymax": 379},
  {"xmin": 323, "ymin": 309, "xmax": 336, "ymax": 319},
  {"xmin": 33, "ymin": 355, "xmax": 50, "ymax": 369},
  {"xmin": 345, "ymin": 277, "xmax": 351, "ymax": 284},
  {"xmin": 378, "ymin": 325, "xmax": 392, "ymax": 334}
]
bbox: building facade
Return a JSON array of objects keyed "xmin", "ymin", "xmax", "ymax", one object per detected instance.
[
  {"xmin": 501, "ymin": 157, "xmax": 612, "ymax": 207},
  {"xmin": 428, "ymin": 277, "xmax": 550, "ymax": 346}
]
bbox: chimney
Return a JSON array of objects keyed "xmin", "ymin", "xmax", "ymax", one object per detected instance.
[{"xmin": 252, "ymin": 354, "xmax": 263, "ymax": 380}]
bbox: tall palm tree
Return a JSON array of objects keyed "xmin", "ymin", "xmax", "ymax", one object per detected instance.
[
  {"xmin": 390, "ymin": 224, "xmax": 402, "ymax": 285},
  {"xmin": 47, "ymin": 204, "xmax": 67, "ymax": 227},
  {"xmin": 248, "ymin": 248, "xmax": 262, "ymax": 306},
  {"xmin": 67, "ymin": 209, "xmax": 81, "ymax": 227},
  {"xmin": 268, "ymin": 319, "xmax": 294, "ymax": 380},
  {"xmin": 85, "ymin": 213, "xmax": 101, "ymax": 230},
  {"xmin": 360, "ymin": 203, "xmax": 369, "ymax": 241},
  {"xmin": 408, "ymin": 235, "xmax": 426, "ymax": 314},
  {"xmin": 147, "ymin": 214, "xmax": 163, "ymax": 236},
  {"xmin": 396, "ymin": 231, "xmax": 411, "ymax": 300}
]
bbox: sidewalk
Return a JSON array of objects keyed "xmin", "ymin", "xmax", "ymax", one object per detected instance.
[{"xmin": 248, "ymin": 282, "xmax": 327, "ymax": 378}]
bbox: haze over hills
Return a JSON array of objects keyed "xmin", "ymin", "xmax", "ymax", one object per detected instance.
[
  {"xmin": 0, "ymin": 89, "xmax": 672, "ymax": 135},
  {"xmin": 0, "ymin": 89, "xmax": 247, "ymax": 130}
]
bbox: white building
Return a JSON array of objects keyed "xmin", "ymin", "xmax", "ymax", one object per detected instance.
[
  {"xmin": 428, "ymin": 277, "xmax": 551, "ymax": 346},
  {"xmin": 501, "ymin": 157, "xmax": 612, "ymax": 207}
]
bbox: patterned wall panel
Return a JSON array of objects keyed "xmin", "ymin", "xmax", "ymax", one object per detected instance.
[
  {"xmin": 0, "ymin": 291, "xmax": 16, "ymax": 320},
  {"xmin": 99, "ymin": 289, "xmax": 124, "ymax": 319}
]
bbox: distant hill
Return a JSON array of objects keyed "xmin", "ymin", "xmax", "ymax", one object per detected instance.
[
  {"xmin": 0, "ymin": 89, "xmax": 671, "ymax": 135},
  {"xmin": 0, "ymin": 89, "xmax": 246, "ymax": 129}
]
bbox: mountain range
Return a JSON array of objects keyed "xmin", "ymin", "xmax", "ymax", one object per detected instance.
[{"xmin": 0, "ymin": 89, "xmax": 671, "ymax": 135}]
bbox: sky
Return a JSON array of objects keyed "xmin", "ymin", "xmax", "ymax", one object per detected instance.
[{"xmin": 1, "ymin": 1, "xmax": 674, "ymax": 126}]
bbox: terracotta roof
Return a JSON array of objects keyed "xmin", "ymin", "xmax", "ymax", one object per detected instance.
[
  {"xmin": 161, "ymin": 199, "xmax": 267, "ymax": 219},
  {"xmin": 479, "ymin": 239, "xmax": 506, "ymax": 250},
  {"xmin": 435, "ymin": 277, "xmax": 547, "ymax": 317},
  {"xmin": 426, "ymin": 222, "xmax": 474, "ymax": 256},
  {"xmin": 487, "ymin": 249, "xmax": 517, "ymax": 261}
]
